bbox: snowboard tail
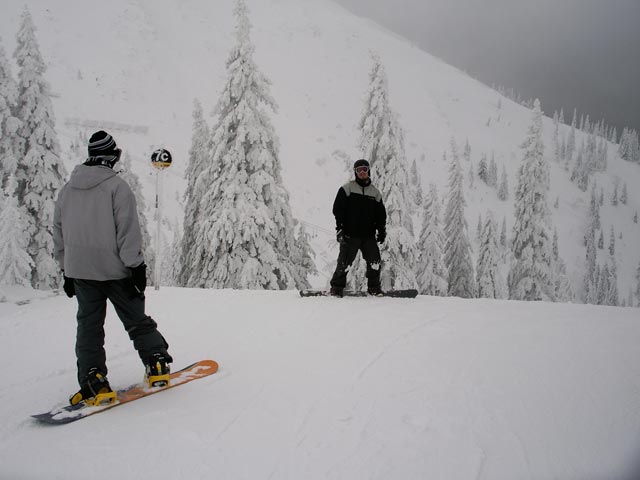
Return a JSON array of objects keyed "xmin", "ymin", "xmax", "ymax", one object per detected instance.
[
  {"xmin": 299, "ymin": 289, "xmax": 418, "ymax": 298},
  {"xmin": 32, "ymin": 359, "xmax": 219, "ymax": 425}
]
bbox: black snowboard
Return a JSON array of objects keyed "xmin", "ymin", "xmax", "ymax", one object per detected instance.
[{"xmin": 299, "ymin": 289, "xmax": 418, "ymax": 298}]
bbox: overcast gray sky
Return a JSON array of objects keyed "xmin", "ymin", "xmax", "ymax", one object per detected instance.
[{"xmin": 335, "ymin": 0, "xmax": 640, "ymax": 134}]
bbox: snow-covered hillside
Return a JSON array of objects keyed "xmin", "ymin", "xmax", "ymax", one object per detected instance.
[
  {"xmin": 1, "ymin": 288, "xmax": 640, "ymax": 479},
  {"xmin": 0, "ymin": 0, "xmax": 638, "ymax": 296}
]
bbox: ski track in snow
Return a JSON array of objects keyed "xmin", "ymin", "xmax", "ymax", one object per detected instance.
[
  {"xmin": 211, "ymin": 380, "xmax": 266, "ymax": 446},
  {"xmin": 355, "ymin": 312, "xmax": 447, "ymax": 382}
]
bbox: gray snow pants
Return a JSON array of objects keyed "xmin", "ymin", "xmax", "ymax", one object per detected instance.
[{"xmin": 74, "ymin": 278, "xmax": 171, "ymax": 384}]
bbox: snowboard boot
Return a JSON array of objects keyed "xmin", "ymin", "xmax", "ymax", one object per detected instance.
[
  {"xmin": 330, "ymin": 287, "xmax": 344, "ymax": 297},
  {"xmin": 367, "ymin": 286, "xmax": 384, "ymax": 297},
  {"xmin": 69, "ymin": 367, "xmax": 116, "ymax": 407},
  {"xmin": 145, "ymin": 353, "xmax": 171, "ymax": 388}
]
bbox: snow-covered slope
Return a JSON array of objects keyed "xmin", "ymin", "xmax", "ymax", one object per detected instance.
[
  {"xmin": 1, "ymin": 0, "xmax": 638, "ymax": 296},
  {"xmin": 1, "ymin": 288, "xmax": 640, "ymax": 479}
]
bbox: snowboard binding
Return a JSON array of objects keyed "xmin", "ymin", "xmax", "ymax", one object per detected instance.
[
  {"xmin": 69, "ymin": 368, "xmax": 117, "ymax": 407},
  {"xmin": 145, "ymin": 353, "xmax": 171, "ymax": 388}
]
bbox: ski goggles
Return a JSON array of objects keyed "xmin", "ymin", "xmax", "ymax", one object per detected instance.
[{"xmin": 355, "ymin": 166, "xmax": 369, "ymax": 173}]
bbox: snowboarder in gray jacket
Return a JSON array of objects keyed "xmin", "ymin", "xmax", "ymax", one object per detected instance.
[{"xmin": 53, "ymin": 130, "xmax": 172, "ymax": 406}]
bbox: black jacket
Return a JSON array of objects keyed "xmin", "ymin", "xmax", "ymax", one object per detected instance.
[{"xmin": 333, "ymin": 179, "xmax": 386, "ymax": 238}]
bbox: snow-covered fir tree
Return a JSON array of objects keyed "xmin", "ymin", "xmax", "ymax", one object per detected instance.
[
  {"xmin": 611, "ymin": 179, "xmax": 618, "ymax": 206},
  {"xmin": 500, "ymin": 217, "xmax": 507, "ymax": 250},
  {"xmin": 182, "ymin": 0, "xmax": 304, "ymax": 289},
  {"xmin": 561, "ymin": 136, "xmax": 568, "ymax": 170},
  {"xmin": 157, "ymin": 217, "xmax": 176, "ymax": 287},
  {"xmin": 588, "ymin": 183, "xmax": 601, "ymax": 235},
  {"xmin": 416, "ymin": 183, "xmax": 447, "ymax": 296},
  {"xmin": 620, "ymin": 182, "xmax": 627, "ymax": 205},
  {"xmin": 497, "ymin": 164, "xmax": 509, "ymax": 201},
  {"xmin": 595, "ymin": 257, "xmax": 619, "ymax": 307},
  {"xmin": 358, "ymin": 52, "xmax": 417, "ymax": 289},
  {"xmin": 475, "ymin": 213, "xmax": 483, "ymax": 242},
  {"xmin": 488, "ymin": 153, "xmax": 498, "ymax": 187},
  {"xmin": 552, "ymin": 111, "xmax": 560, "ymax": 163},
  {"xmin": 0, "ymin": 175, "xmax": 33, "ymax": 286},
  {"xmin": 118, "ymin": 153, "xmax": 155, "ymax": 285},
  {"xmin": 608, "ymin": 226, "xmax": 615, "ymax": 256},
  {"xmin": 619, "ymin": 128, "xmax": 640, "ymax": 164},
  {"xmin": 617, "ymin": 129, "xmax": 630, "ymax": 160},
  {"xmin": 178, "ymin": 98, "xmax": 210, "ymax": 285},
  {"xmin": 164, "ymin": 216, "xmax": 182, "ymax": 287},
  {"xmin": 551, "ymin": 228, "xmax": 572, "ymax": 303},
  {"xmin": 68, "ymin": 129, "xmax": 89, "ymax": 165},
  {"xmin": 0, "ymin": 37, "xmax": 20, "ymax": 192},
  {"xmin": 596, "ymin": 263, "xmax": 609, "ymax": 306},
  {"xmin": 597, "ymin": 229, "xmax": 604, "ymax": 250},
  {"xmin": 409, "ymin": 159, "xmax": 423, "ymax": 207},
  {"xmin": 476, "ymin": 212, "xmax": 501, "ymax": 299},
  {"xmin": 467, "ymin": 157, "xmax": 475, "ymax": 189},
  {"xmin": 596, "ymin": 136, "xmax": 608, "ymax": 171},
  {"xmin": 508, "ymin": 99, "xmax": 554, "ymax": 301},
  {"xmin": 566, "ymin": 109, "xmax": 577, "ymax": 163},
  {"xmin": 443, "ymin": 141, "xmax": 475, "ymax": 298},
  {"xmin": 291, "ymin": 222, "xmax": 317, "ymax": 290},
  {"xmin": 605, "ymin": 257, "xmax": 619, "ymax": 306},
  {"xmin": 582, "ymin": 226, "xmax": 598, "ymax": 304},
  {"xmin": 582, "ymin": 131, "xmax": 600, "ymax": 181},
  {"xmin": 463, "ymin": 140, "xmax": 471, "ymax": 163},
  {"xmin": 184, "ymin": 99, "xmax": 210, "ymax": 187},
  {"xmin": 477, "ymin": 153, "xmax": 488, "ymax": 184},
  {"xmin": 13, "ymin": 8, "xmax": 66, "ymax": 289},
  {"xmin": 571, "ymin": 147, "xmax": 589, "ymax": 192}
]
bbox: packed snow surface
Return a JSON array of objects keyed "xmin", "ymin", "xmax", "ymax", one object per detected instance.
[{"xmin": 1, "ymin": 288, "xmax": 639, "ymax": 479}]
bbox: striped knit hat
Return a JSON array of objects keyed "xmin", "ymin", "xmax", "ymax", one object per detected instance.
[{"xmin": 88, "ymin": 130, "xmax": 118, "ymax": 157}]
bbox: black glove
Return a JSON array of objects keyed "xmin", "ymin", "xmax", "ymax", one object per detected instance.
[
  {"xmin": 376, "ymin": 229, "xmax": 386, "ymax": 244},
  {"xmin": 62, "ymin": 274, "xmax": 75, "ymax": 298},
  {"xmin": 336, "ymin": 229, "xmax": 348, "ymax": 245},
  {"xmin": 130, "ymin": 263, "xmax": 147, "ymax": 294}
]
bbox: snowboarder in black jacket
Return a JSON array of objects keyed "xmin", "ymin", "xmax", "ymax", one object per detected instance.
[{"xmin": 329, "ymin": 159, "xmax": 387, "ymax": 296}]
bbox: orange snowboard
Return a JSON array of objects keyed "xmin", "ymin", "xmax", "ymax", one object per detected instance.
[{"xmin": 33, "ymin": 359, "xmax": 219, "ymax": 425}]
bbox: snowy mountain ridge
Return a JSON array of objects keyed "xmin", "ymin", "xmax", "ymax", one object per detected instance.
[{"xmin": 0, "ymin": 0, "xmax": 638, "ymax": 299}]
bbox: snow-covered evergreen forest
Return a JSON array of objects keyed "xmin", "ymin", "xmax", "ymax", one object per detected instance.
[{"xmin": 1, "ymin": 0, "xmax": 639, "ymax": 307}]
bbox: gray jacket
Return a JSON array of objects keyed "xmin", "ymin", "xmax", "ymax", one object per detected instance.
[{"xmin": 53, "ymin": 164, "xmax": 144, "ymax": 281}]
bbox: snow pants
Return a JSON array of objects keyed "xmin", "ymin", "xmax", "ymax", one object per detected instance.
[
  {"xmin": 330, "ymin": 236, "xmax": 382, "ymax": 290},
  {"xmin": 74, "ymin": 278, "xmax": 171, "ymax": 384}
]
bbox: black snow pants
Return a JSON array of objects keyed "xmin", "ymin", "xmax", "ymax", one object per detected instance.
[
  {"xmin": 74, "ymin": 278, "xmax": 171, "ymax": 384},
  {"xmin": 330, "ymin": 236, "xmax": 382, "ymax": 290}
]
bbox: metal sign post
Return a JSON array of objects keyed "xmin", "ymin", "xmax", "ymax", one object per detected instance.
[{"xmin": 150, "ymin": 148, "xmax": 172, "ymax": 291}]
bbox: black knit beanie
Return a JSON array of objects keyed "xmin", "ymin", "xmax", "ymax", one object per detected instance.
[
  {"xmin": 88, "ymin": 131, "xmax": 118, "ymax": 156},
  {"xmin": 86, "ymin": 131, "xmax": 121, "ymax": 167}
]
